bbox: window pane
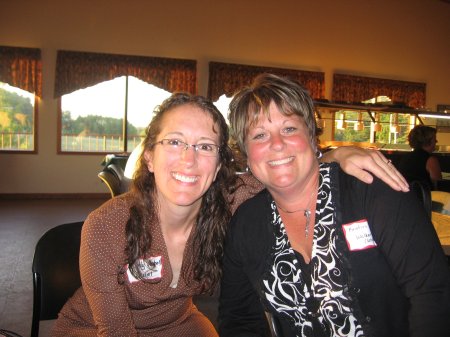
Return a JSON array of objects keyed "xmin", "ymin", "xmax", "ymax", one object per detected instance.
[
  {"xmin": 213, "ymin": 94, "xmax": 232, "ymax": 124},
  {"xmin": 0, "ymin": 82, "xmax": 35, "ymax": 152},
  {"xmin": 333, "ymin": 110, "xmax": 411, "ymax": 145},
  {"xmin": 375, "ymin": 113, "xmax": 410, "ymax": 144},
  {"xmin": 127, "ymin": 77, "xmax": 171, "ymax": 152},
  {"xmin": 60, "ymin": 76, "xmax": 172, "ymax": 153},
  {"xmin": 334, "ymin": 111, "xmax": 371, "ymax": 142},
  {"xmin": 61, "ymin": 77, "xmax": 126, "ymax": 152}
]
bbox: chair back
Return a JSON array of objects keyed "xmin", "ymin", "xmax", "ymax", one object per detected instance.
[
  {"xmin": 265, "ymin": 311, "xmax": 284, "ymax": 337},
  {"xmin": 0, "ymin": 329, "xmax": 23, "ymax": 337},
  {"xmin": 98, "ymin": 163, "xmax": 131, "ymax": 197},
  {"xmin": 31, "ymin": 221, "xmax": 83, "ymax": 337},
  {"xmin": 410, "ymin": 180, "xmax": 432, "ymax": 217}
]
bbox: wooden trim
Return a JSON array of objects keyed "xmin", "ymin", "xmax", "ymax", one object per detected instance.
[
  {"xmin": 57, "ymin": 96, "xmax": 62, "ymax": 153},
  {"xmin": 0, "ymin": 193, "xmax": 110, "ymax": 200},
  {"xmin": 34, "ymin": 95, "xmax": 39, "ymax": 153}
]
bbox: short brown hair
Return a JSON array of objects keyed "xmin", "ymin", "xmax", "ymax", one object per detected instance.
[
  {"xmin": 228, "ymin": 73, "xmax": 317, "ymax": 158},
  {"xmin": 408, "ymin": 125, "xmax": 437, "ymax": 150}
]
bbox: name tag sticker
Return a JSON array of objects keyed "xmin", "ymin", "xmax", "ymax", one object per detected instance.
[
  {"xmin": 342, "ymin": 219, "xmax": 377, "ymax": 251},
  {"xmin": 126, "ymin": 255, "xmax": 163, "ymax": 283}
]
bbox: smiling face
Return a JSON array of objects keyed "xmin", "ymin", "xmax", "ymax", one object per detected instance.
[
  {"xmin": 144, "ymin": 104, "xmax": 221, "ymax": 210},
  {"xmin": 245, "ymin": 102, "xmax": 318, "ymax": 196}
]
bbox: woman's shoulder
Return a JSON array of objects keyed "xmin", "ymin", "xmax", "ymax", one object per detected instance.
[
  {"xmin": 83, "ymin": 192, "xmax": 134, "ymax": 234},
  {"xmin": 227, "ymin": 189, "xmax": 273, "ymax": 255},
  {"xmin": 229, "ymin": 173, "xmax": 264, "ymax": 214},
  {"xmin": 231, "ymin": 189, "xmax": 271, "ymax": 227},
  {"xmin": 335, "ymin": 163, "xmax": 399, "ymax": 197},
  {"xmin": 89, "ymin": 192, "xmax": 133, "ymax": 217}
]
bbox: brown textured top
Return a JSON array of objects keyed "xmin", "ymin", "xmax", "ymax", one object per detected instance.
[{"xmin": 52, "ymin": 174, "xmax": 263, "ymax": 336}]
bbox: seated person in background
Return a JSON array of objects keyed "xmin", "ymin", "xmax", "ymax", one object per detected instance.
[
  {"xmin": 219, "ymin": 74, "xmax": 450, "ymax": 337},
  {"xmin": 399, "ymin": 125, "xmax": 442, "ymax": 190}
]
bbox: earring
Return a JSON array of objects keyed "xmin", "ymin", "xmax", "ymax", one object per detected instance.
[{"xmin": 316, "ymin": 150, "xmax": 323, "ymax": 159}]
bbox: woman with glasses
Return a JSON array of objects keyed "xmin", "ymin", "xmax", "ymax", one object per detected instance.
[{"xmin": 52, "ymin": 92, "xmax": 408, "ymax": 336}]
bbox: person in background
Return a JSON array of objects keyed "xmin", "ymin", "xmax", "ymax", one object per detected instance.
[
  {"xmin": 219, "ymin": 74, "xmax": 450, "ymax": 337},
  {"xmin": 399, "ymin": 125, "xmax": 442, "ymax": 190},
  {"xmin": 52, "ymin": 92, "xmax": 408, "ymax": 336}
]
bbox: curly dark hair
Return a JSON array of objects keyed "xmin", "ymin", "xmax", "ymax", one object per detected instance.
[{"xmin": 125, "ymin": 92, "xmax": 236, "ymax": 294}]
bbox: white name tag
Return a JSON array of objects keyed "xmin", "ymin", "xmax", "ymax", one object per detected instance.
[
  {"xmin": 342, "ymin": 219, "xmax": 377, "ymax": 251},
  {"xmin": 126, "ymin": 255, "xmax": 163, "ymax": 283}
]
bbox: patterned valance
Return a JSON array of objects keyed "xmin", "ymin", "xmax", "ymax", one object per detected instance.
[
  {"xmin": 332, "ymin": 73, "xmax": 426, "ymax": 109},
  {"xmin": 0, "ymin": 46, "xmax": 42, "ymax": 97},
  {"xmin": 207, "ymin": 62, "xmax": 325, "ymax": 101},
  {"xmin": 54, "ymin": 50, "xmax": 197, "ymax": 98}
]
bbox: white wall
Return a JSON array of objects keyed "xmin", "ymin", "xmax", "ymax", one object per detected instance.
[{"xmin": 0, "ymin": 0, "xmax": 449, "ymax": 193}]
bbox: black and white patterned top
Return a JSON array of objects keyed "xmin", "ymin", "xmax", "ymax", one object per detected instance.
[
  {"xmin": 262, "ymin": 165, "xmax": 364, "ymax": 337},
  {"xmin": 219, "ymin": 163, "xmax": 450, "ymax": 337}
]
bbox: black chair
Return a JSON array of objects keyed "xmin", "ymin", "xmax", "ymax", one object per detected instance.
[
  {"xmin": 266, "ymin": 312, "xmax": 283, "ymax": 337},
  {"xmin": 98, "ymin": 163, "xmax": 131, "ymax": 197},
  {"xmin": 0, "ymin": 329, "xmax": 23, "ymax": 337},
  {"xmin": 193, "ymin": 290, "xmax": 219, "ymax": 329},
  {"xmin": 410, "ymin": 180, "xmax": 432, "ymax": 218},
  {"xmin": 31, "ymin": 221, "xmax": 84, "ymax": 337}
]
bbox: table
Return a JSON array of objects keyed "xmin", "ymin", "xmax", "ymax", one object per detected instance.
[
  {"xmin": 431, "ymin": 212, "xmax": 450, "ymax": 255},
  {"xmin": 436, "ymin": 172, "xmax": 450, "ymax": 193},
  {"xmin": 431, "ymin": 191, "xmax": 450, "ymax": 256}
]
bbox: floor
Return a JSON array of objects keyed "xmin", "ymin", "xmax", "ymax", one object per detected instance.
[{"xmin": 0, "ymin": 197, "xmax": 108, "ymax": 337}]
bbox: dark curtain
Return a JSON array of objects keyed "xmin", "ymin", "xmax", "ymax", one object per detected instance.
[
  {"xmin": 0, "ymin": 46, "xmax": 42, "ymax": 97},
  {"xmin": 54, "ymin": 50, "xmax": 197, "ymax": 98},
  {"xmin": 207, "ymin": 62, "xmax": 325, "ymax": 101},
  {"xmin": 332, "ymin": 73, "xmax": 426, "ymax": 109}
]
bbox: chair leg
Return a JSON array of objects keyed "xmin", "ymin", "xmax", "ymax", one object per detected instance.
[{"xmin": 30, "ymin": 273, "xmax": 40, "ymax": 337}]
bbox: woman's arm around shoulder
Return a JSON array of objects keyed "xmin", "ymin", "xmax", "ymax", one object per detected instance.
[{"xmin": 323, "ymin": 146, "xmax": 409, "ymax": 192}]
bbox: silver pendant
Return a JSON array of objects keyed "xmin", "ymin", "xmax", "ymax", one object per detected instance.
[{"xmin": 304, "ymin": 210, "xmax": 311, "ymax": 238}]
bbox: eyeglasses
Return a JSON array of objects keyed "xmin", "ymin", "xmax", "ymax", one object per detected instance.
[{"xmin": 152, "ymin": 138, "xmax": 220, "ymax": 157}]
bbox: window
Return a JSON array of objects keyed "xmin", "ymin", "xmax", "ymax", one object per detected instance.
[
  {"xmin": 213, "ymin": 94, "xmax": 232, "ymax": 123},
  {"xmin": 54, "ymin": 50, "xmax": 197, "ymax": 154},
  {"xmin": 330, "ymin": 74, "xmax": 427, "ymax": 147},
  {"xmin": 0, "ymin": 46, "xmax": 41, "ymax": 153},
  {"xmin": 0, "ymin": 82, "xmax": 36, "ymax": 151},
  {"xmin": 60, "ymin": 76, "xmax": 171, "ymax": 153},
  {"xmin": 333, "ymin": 96, "xmax": 411, "ymax": 145},
  {"xmin": 333, "ymin": 109, "xmax": 412, "ymax": 145}
]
